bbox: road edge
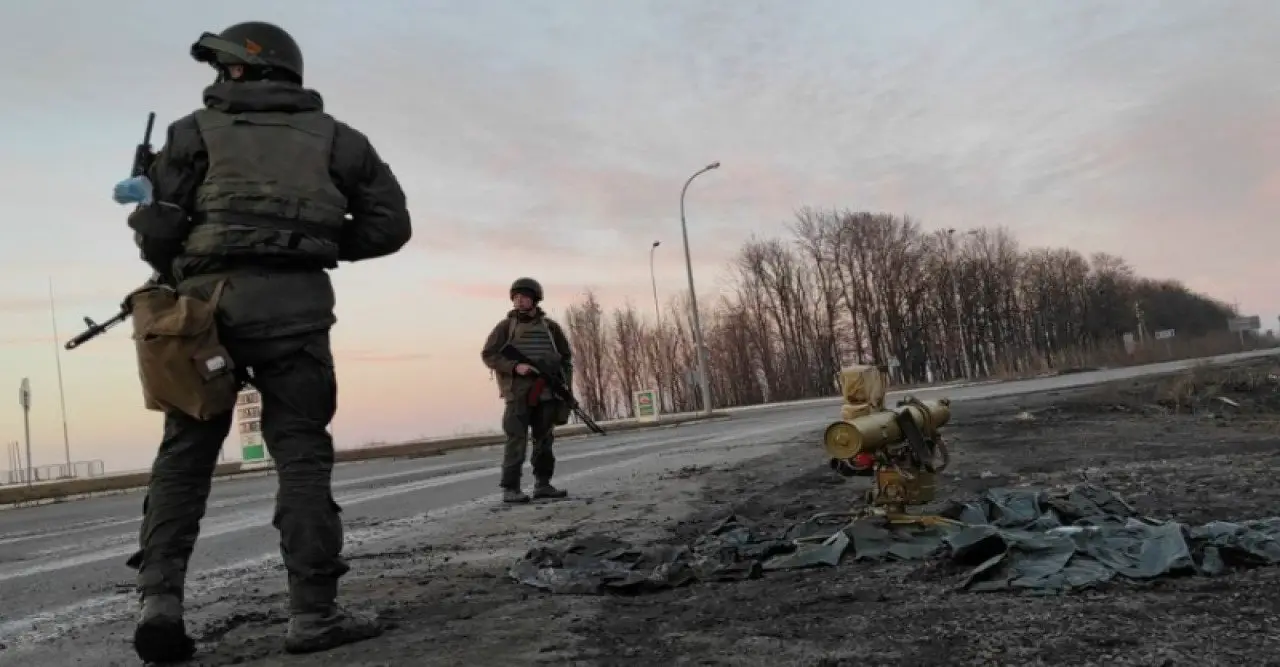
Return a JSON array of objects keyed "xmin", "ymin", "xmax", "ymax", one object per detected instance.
[{"xmin": 0, "ymin": 411, "xmax": 733, "ymax": 508}]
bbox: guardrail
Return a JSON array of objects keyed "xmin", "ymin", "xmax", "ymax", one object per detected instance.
[{"xmin": 0, "ymin": 460, "xmax": 106, "ymax": 486}]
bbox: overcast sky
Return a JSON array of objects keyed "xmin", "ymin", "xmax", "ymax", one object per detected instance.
[{"xmin": 1, "ymin": 0, "xmax": 1276, "ymax": 472}]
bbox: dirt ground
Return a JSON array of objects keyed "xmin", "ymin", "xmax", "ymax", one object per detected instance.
[
  {"xmin": 577, "ymin": 359, "xmax": 1280, "ymax": 666},
  {"xmin": 56, "ymin": 358, "xmax": 1280, "ymax": 666}
]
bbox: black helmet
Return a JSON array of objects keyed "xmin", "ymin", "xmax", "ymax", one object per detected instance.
[
  {"xmin": 191, "ymin": 21, "xmax": 304, "ymax": 82},
  {"xmin": 510, "ymin": 277, "xmax": 543, "ymax": 302}
]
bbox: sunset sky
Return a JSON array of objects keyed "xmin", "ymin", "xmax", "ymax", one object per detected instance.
[{"xmin": 2, "ymin": 0, "xmax": 1277, "ymax": 473}]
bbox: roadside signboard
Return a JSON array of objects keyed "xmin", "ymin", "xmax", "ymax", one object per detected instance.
[
  {"xmin": 1228, "ymin": 316, "xmax": 1260, "ymax": 332},
  {"xmin": 634, "ymin": 389, "xmax": 659, "ymax": 423},
  {"xmin": 237, "ymin": 389, "xmax": 269, "ymax": 463},
  {"xmin": 1229, "ymin": 316, "xmax": 1261, "ymax": 349}
]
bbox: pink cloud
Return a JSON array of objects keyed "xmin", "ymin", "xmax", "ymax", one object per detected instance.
[
  {"xmin": 0, "ymin": 288, "xmax": 123, "ymax": 315},
  {"xmin": 12, "ymin": 0, "xmax": 1280, "ymax": 475}
]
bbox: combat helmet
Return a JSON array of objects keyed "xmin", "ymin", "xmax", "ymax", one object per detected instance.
[
  {"xmin": 190, "ymin": 22, "xmax": 304, "ymax": 82},
  {"xmin": 510, "ymin": 277, "xmax": 544, "ymax": 302}
]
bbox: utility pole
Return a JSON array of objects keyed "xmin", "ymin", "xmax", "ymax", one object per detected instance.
[
  {"xmin": 679, "ymin": 162, "xmax": 720, "ymax": 416},
  {"xmin": 49, "ymin": 278, "xmax": 72, "ymax": 477}
]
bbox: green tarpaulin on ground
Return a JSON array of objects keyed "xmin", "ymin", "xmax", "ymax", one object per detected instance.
[{"xmin": 509, "ymin": 484, "xmax": 1280, "ymax": 595}]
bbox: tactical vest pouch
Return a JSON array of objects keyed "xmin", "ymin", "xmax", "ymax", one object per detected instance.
[{"xmin": 129, "ymin": 281, "xmax": 239, "ymax": 420}]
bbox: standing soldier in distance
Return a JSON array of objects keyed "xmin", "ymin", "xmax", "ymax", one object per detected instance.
[
  {"xmin": 110, "ymin": 21, "xmax": 412, "ymax": 663},
  {"xmin": 481, "ymin": 278, "xmax": 574, "ymax": 503}
]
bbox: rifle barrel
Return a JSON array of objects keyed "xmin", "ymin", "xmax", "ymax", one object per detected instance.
[{"xmin": 64, "ymin": 311, "xmax": 127, "ymax": 350}]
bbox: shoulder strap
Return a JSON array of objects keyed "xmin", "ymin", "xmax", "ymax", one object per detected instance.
[
  {"xmin": 541, "ymin": 320, "xmax": 560, "ymax": 354},
  {"xmin": 208, "ymin": 279, "xmax": 229, "ymax": 308}
]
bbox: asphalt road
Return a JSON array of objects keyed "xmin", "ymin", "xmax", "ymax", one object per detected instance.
[{"xmin": 0, "ymin": 347, "xmax": 1275, "ymax": 646}]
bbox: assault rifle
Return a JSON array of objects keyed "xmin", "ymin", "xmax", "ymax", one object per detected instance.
[
  {"xmin": 66, "ymin": 112, "xmax": 160, "ymax": 351},
  {"xmin": 132, "ymin": 112, "xmax": 157, "ymax": 178},
  {"xmin": 500, "ymin": 343, "xmax": 606, "ymax": 435}
]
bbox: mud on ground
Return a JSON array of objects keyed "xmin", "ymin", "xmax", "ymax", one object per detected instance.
[
  {"xmin": 580, "ymin": 359, "xmax": 1280, "ymax": 667},
  {"xmin": 60, "ymin": 359, "xmax": 1280, "ymax": 666}
]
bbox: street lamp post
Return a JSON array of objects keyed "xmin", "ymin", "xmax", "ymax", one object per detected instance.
[
  {"xmin": 649, "ymin": 241, "xmax": 662, "ymax": 327},
  {"xmin": 679, "ymin": 161, "xmax": 720, "ymax": 416},
  {"xmin": 649, "ymin": 240, "xmax": 664, "ymax": 412}
]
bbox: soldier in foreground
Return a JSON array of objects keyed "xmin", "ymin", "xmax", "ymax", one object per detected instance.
[
  {"xmin": 110, "ymin": 21, "xmax": 411, "ymax": 663},
  {"xmin": 480, "ymin": 278, "xmax": 574, "ymax": 503}
]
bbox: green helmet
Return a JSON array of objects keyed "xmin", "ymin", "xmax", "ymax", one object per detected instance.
[
  {"xmin": 191, "ymin": 21, "xmax": 304, "ymax": 82},
  {"xmin": 510, "ymin": 277, "xmax": 543, "ymax": 302}
]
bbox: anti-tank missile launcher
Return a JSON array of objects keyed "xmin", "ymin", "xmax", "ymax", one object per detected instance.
[{"xmin": 821, "ymin": 365, "xmax": 953, "ymax": 517}]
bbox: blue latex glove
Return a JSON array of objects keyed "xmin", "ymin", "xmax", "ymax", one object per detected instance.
[{"xmin": 112, "ymin": 176, "xmax": 153, "ymax": 205}]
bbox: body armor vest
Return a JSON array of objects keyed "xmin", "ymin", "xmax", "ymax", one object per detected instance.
[
  {"xmin": 509, "ymin": 318, "xmax": 560, "ymax": 366},
  {"xmin": 185, "ymin": 108, "xmax": 348, "ymax": 265},
  {"xmin": 505, "ymin": 317, "xmax": 562, "ymax": 403}
]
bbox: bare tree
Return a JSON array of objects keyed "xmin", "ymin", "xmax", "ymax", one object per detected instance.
[
  {"xmin": 562, "ymin": 289, "xmax": 612, "ymax": 420},
  {"xmin": 559, "ymin": 209, "xmax": 1240, "ymax": 419},
  {"xmin": 610, "ymin": 302, "xmax": 644, "ymax": 416}
]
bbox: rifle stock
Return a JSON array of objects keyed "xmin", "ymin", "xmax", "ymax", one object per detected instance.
[{"xmin": 499, "ymin": 343, "xmax": 606, "ymax": 435}]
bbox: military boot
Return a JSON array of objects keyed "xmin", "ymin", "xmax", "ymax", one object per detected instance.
[
  {"xmin": 533, "ymin": 481, "xmax": 567, "ymax": 499},
  {"xmin": 133, "ymin": 593, "xmax": 196, "ymax": 663},
  {"xmin": 503, "ymin": 488, "xmax": 531, "ymax": 503},
  {"xmin": 285, "ymin": 579, "xmax": 382, "ymax": 654},
  {"xmin": 284, "ymin": 605, "xmax": 383, "ymax": 654}
]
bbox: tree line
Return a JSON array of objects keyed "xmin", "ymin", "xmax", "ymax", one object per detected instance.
[{"xmin": 561, "ymin": 209, "xmax": 1241, "ymax": 419}]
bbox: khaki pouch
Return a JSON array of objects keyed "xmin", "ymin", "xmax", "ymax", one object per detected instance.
[
  {"xmin": 129, "ymin": 280, "xmax": 238, "ymax": 420},
  {"xmin": 552, "ymin": 368, "xmax": 574, "ymax": 425},
  {"xmin": 553, "ymin": 401, "xmax": 572, "ymax": 426}
]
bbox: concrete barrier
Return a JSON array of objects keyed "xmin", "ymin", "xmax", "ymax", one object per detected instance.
[
  {"xmin": 336, "ymin": 410, "xmax": 727, "ymax": 462},
  {"xmin": 0, "ymin": 461, "xmax": 243, "ymax": 506}
]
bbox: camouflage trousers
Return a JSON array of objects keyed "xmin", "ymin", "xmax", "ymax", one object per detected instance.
[
  {"xmin": 499, "ymin": 399, "xmax": 560, "ymax": 489},
  {"xmin": 127, "ymin": 332, "xmax": 348, "ymax": 612}
]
